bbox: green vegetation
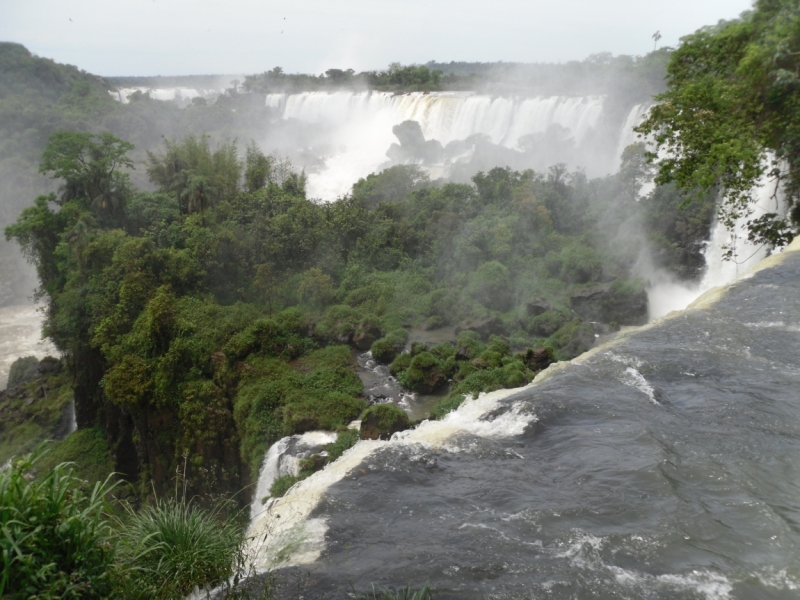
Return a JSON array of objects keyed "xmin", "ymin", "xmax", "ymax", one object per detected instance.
[
  {"xmin": 637, "ymin": 0, "xmax": 800, "ymax": 250},
  {"xmin": 0, "ymin": 361, "xmax": 74, "ymax": 463},
  {"xmin": 0, "ymin": 452, "xmax": 117, "ymax": 599},
  {"xmin": 357, "ymin": 583, "xmax": 433, "ymax": 600},
  {"xmin": 243, "ymin": 53, "xmax": 669, "ymax": 99},
  {"xmin": 6, "ymin": 356, "xmax": 39, "ymax": 388},
  {"xmin": 1, "ymin": 449, "xmax": 256, "ymax": 599},
  {"xmin": 114, "ymin": 497, "xmax": 245, "ymax": 599},
  {"xmin": 4, "ymin": 119, "xmax": 706, "ymax": 497}
]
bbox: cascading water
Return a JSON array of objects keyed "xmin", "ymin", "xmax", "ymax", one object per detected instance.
[
  {"xmin": 265, "ymin": 91, "xmax": 607, "ymax": 199},
  {"xmin": 647, "ymin": 166, "xmax": 786, "ymax": 320},
  {"xmin": 244, "ymin": 239, "xmax": 800, "ymax": 598}
]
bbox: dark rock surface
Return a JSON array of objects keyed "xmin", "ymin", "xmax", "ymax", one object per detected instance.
[{"xmin": 570, "ymin": 283, "xmax": 648, "ymax": 325}]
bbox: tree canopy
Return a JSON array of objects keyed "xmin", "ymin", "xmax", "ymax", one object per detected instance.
[{"xmin": 637, "ymin": 0, "xmax": 800, "ymax": 250}]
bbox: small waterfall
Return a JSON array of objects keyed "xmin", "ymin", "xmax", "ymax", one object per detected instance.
[
  {"xmin": 614, "ymin": 103, "xmax": 651, "ymax": 167},
  {"xmin": 647, "ymin": 169, "xmax": 786, "ymax": 319},
  {"xmin": 247, "ymin": 431, "xmax": 338, "ymax": 535}
]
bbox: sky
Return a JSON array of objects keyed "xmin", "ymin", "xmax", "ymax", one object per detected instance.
[{"xmin": 1, "ymin": 0, "xmax": 755, "ymax": 76}]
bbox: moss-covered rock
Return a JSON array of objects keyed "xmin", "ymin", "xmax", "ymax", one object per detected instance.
[
  {"xmin": 360, "ymin": 404, "xmax": 410, "ymax": 440},
  {"xmin": 398, "ymin": 351, "xmax": 447, "ymax": 394}
]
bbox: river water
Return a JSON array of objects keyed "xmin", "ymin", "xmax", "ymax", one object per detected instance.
[{"xmin": 248, "ymin": 242, "xmax": 800, "ymax": 599}]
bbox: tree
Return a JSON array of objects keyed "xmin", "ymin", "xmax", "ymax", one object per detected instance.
[
  {"xmin": 636, "ymin": 0, "xmax": 800, "ymax": 250},
  {"xmin": 39, "ymin": 131, "xmax": 133, "ymax": 220}
]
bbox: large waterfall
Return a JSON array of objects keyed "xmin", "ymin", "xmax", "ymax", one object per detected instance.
[{"xmin": 265, "ymin": 91, "xmax": 611, "ymax": 200}]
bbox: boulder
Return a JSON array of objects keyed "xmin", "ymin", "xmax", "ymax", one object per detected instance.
[
  {"xmin": 570, "ymin": 282, "xmax": 648, "ymax": 325},
  {"xmin": 353, "ymin": 324, "xmax": 381, "ymax": 351},
  {"xmin": 520, "ymin": 347, "xmax": 555, "ymax": 371},
  {"xmin": 37, "ymin": 356, "xmax": 61, "ymax": 375},
  {"xmin": 454, "ymin": 316, "xmax": 506, "ymax": 341},
  {"xmin": 525, "ymin": 297, "xmax": 553, "ymax": 317}
]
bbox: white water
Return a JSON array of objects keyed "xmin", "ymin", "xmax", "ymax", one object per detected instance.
[
  {"xmin": 647, "ymin": 168, "xmax": 785, "ymax": 320},
  {"xmin": 266, "ymin": 91, "xmax": 606, "ymax": 199},
  {"xmin": 110, "ymin": 87, "xmax": 225, "ymax": 104},
  {"xmin": 0, "ymin": 305, "xmax": 57, "ymax": 389},
  {"xmin": 246, "ymin": 385, "xmax": 539, "ymax": 571}
]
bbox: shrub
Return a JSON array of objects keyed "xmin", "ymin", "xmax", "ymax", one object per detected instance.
[
  {"xmin": 115, "ymin": 498, "xmax": 244, "ymax": 599},
  {"xmin": 454, "ymin": 331, "xmax": 485, "ymax": 359},
  {"xmin": 398, "ymin": 352, "xmax": 447, "ymax": 393},
  {"xmin": 468, "ymin": 260, "xmax": 512, "ymax": 311},
  {"xmin": 430, "ymin": 394, "xmax": 466, "ymax": 420},
  {"xmin": 269, "ymin": 474, "xmax": 301, "ymax": 498},
  {"xmin": 0, "ymin": 450, "xmax": 117, "ymax": 599},
  {"xmin": 325, "ymin": 429, "xmax": 360, "ymax": 461},
  {"xmin": 360, "ymin": 404, "xmax": 410, "ymax": 440},
  {"xmin": 282, "ymin": 392, "xmax": 367, "ymax": 434},
  {"xmin": 389, "ymin": 352, "xmax": 413, "ymax": 376}
]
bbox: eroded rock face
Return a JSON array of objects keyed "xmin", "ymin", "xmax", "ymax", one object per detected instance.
[
  {"xmin": 525, "ymin": 297, "xmax": 553, "ymax": 317},
  {"xmin": 570, "ymin": 283, "xmax": 648, "ymax": 325}
]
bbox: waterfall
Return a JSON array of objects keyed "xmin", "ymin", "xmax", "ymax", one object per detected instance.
[
  {"xmin": 247, "ymin": 431, "xmax": 338, "ymax": 536},
  {"xmin": 266, "ymin": 91, "xmax": 607, "ymax": 199},
  {"xmin": 109, "ymin": 87, "xmax": 223, "ymax": 104},
  {"xmin": 647, "ymin": 165, "xmax": 786, "ymax": 320}
]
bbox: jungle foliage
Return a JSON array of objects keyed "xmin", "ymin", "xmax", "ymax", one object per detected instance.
[
  {"xmin": 637, "ymin": 0, "xmax": 800, "ymax": 251},
  {"xmin": 5, "ymin": 126, "xmax": 709, "ymax": 501}
]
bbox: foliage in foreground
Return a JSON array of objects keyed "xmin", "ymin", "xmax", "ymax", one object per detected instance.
[
  {"xmin": 0, "ymin": 451, "xmax": 117, "ymax": 599},
  {"xmin": 357, "ymin": 583, "xmax": 433, "ymax": 600},
  {"xmin": 115, "ymin": 497, "xmax": 245, "ymax": 599}
]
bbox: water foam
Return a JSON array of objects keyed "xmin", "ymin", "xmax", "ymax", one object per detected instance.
[{"xmin": 246, "ymin": 384, "xmax": 539, "ymax": 571}]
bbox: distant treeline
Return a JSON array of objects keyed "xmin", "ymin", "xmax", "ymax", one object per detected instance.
[{"xmin": 242, "ymin": 52, "xmax": 670, "ymax": 98}]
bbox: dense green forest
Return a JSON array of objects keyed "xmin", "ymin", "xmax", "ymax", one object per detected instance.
[{"xmin": 0, "ymin": 39, "xmax": 716, "ymax": 501}]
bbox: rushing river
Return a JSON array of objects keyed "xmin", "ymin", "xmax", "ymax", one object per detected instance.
[{"xmin": 248, "ymin": 242, "xmax": 800, "ymax": 599}]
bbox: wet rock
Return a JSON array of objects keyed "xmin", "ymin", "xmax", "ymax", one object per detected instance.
[
  {"xmin": 455, "ymin": 316, "xmax": 506, "ymax": 341},
  {"xmin": 353, "ymin": 324, "xmax": 381, "ymax": 351},
  {"xmin": 570, "ymin": 282, "xmax": 648, "ymax": 325},
  {"xmin": 519, "ymin": 347, "xmax": 555, "ymax": 371},
  {"xmin": 525, "ymin": 297, "xmax": 553, "ymax": 317},
  {"xmin": 360, "ymin": 404, "xmax": 410, "ymax": 440}
]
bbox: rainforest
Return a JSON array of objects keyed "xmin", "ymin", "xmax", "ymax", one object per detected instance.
[{"xmin": 2, "ymin": 0, "xmax": 800, "ymax": 598}]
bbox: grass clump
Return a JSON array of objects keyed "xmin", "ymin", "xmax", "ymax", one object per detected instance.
[
  {"xmin": 115, "ymin": 497, "xmax": 245, "ymax": 599},
  {"xmin": 325, "ymin": 429, "xmax": 360, "ymax": 461},
  {"xmin": 358, "ymin": 583, "xmax": 434, "ymax": 600}
]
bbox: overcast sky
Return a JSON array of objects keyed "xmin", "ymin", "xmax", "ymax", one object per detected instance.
[{"xmin": 1, "ymin": 0, "xmax": 754, "ymax": 76}]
